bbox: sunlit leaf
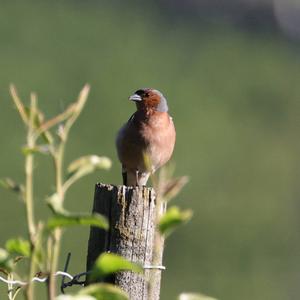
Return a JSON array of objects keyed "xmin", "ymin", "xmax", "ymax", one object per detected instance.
[
  {"xmin": 179, "ymin": 293, "xmax": 218, "ymax": 300},
  {"xmin": 0, "ymin": 178, "xmax": 24, "ymax": 194},
  {"xmin": 5, "ymin": 238, "xmax": 30, "ymax": 257},
  {"xmin": 0, "ymin": 248, "xmax": 13, "ymax": 272},
  {"xmin": 158, "ymin": 206, "xmax": 193, "ymax": 237},
  {"xmin": 47, "ymin": 213, "xmax": 108, "ymax": 230},
  {"xmin": 62, "ymin": 155, "xmax": 111, "ymax": 193},
  {"xmin": 69, "ymin": 164, "xmax": 94, "ymax": 179},
  {"xmin": 79, "ymin": 283, "xmax": 128, "ymax": 300},
  {"xmin": 68, "ymin": 155, "xmax": 112, "ymax": 175},
  {"xmin": 56, "ymin": 294, "xmax": 95, "ymax": 300},
  {"xmin": 46, "ymin": 195, "xmax": 108, "ymax": 231},
  {"xmin": 92, "ymin": 253, "xmax": 142, "ymax": 279},
  {"xmin": 46, "ymin": 193, "xmax": 65, "ymax": 214}
]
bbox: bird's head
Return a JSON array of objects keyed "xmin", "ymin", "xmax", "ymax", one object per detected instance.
[{"xmin": 129, "ymin": 88, "xmax": 168, "ymax": 112}]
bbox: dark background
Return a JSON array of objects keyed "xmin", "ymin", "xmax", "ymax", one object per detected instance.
[{"xmin": 1, "ymin": 0, "xmax": 300, "ymax": 299}]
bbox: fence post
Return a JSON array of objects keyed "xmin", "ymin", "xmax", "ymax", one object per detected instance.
[{"xmin": 86, "ymin": 183, "xmax": 166, "ymax": 300}]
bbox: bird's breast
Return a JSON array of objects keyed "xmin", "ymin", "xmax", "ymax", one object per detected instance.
[{"xmin": 116, "ymin": 111, "xmax": 176, "ymax": 172}]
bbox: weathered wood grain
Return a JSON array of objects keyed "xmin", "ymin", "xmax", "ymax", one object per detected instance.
[{"xmin": 86, "ymin": 183, "xmax": 165, "ymax": 300}]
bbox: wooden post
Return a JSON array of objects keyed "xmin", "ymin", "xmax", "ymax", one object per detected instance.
[{"xmin": 86, "ymin": 183, "xmax": 166, "ymax": 300}]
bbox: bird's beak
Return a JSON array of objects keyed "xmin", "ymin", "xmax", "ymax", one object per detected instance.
[{"xmin": 129, "ymin": 94, "xmax": 142, "ymax": 102}]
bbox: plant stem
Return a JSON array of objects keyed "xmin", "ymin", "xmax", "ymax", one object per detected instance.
[
  {"xmin": 25, "ymin": 153, "xmax": 35, "ymax": 242},
  {"xmin": 147, "ymin": 194, "xmax": 166, "ymax": 300},
  {"xmin": 25, "ymin": 95, "xmax": 38, "ymax": 300},
  {"xmin": 47, "ymin": 86, "xmax": 90, "ymax": 299},
  {"xmin": 48, "ymin": 143, "xmax": 65, "ymax": 300},
  {"xmin": 8, "ymin": 273, "xmax": 13, "ymax": 300},
  {"xmin": 48, "ymin": 229, "xmax": 62, "ymax": 300}
]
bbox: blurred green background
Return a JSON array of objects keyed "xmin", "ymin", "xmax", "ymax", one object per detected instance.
[{"xmin": 1, "ymin": 0, "xmax": 300, "ymax": 299}]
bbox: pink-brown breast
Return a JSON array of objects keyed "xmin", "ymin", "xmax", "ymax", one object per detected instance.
[{"xmin": 116, "ymin": 110, "xmax": 176, "ymax": 173}]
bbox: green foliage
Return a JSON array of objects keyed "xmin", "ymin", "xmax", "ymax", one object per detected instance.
[
  {"xmin": 79, "ymin": 283, "xmax": 129, "ymax": 300},
  {"xmin": 64, "ymin": 155, "xmax": 112, "ymax": 194},
  {"xmin": 46, "ymin": 193, "xmax": 65, "ymax": 215},
  {"xmin": 5, "ymin": 238, "xmax": 31, "ymax": 257},
  {"xmin": 178, "ymin": 293, "xmax": 218, "ymax": 300},
  {"xmin": 57, "ymin": 283, "xmax": 129, "ymax": 300},
  {"xmin": 158, "ymin": 206, "xmax": 193, "ymax": 237},
  {"xmin": 0, "ymin": 248, "xmax": 13, "ymax": 273},
  {"xmin": 0, "ymin": 85, "xmax": 112, "ymax": 300},
  {"xmin": 47, "ymin": 213, "xmax": 108, "ymax": 230},
  {"xmin": 1, "ymin": 2, "xmax": 298, "ymax": 299},
  {"xmin": 67, "ymin": 155, "xmax": 112, "ymax": 174},
  {"xmin": 56, "ymin": 295, "xmax": 96, "ymax": 300},
  {"xmin": 92, "ymin": 253, "xmax": 142, "ymax": 280}
]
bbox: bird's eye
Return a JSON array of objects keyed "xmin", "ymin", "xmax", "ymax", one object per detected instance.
[
  {"xmin": 135, "ymin": 89, "xmax": 145, "ymax": 96},
  {"xmin": 134, "ymin": 89, "xmax": 150, "ymax": 98}
]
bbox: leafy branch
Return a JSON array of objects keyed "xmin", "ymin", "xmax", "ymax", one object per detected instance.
[
  {"xmin": 0, "ymin": 84, "xmax": 217, "ymax": 300},
  {"xmin": 1, "ymin": 85, "xmax": 112, "ymax": 300}
]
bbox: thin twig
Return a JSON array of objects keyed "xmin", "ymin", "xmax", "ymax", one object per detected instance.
[
  {"xmin": 24, "ymin": 92, "xmax": 38, "ymax": 300},
  {"xmin": 9, "ymin": 84, "xmax": 29, "ymax": 126},
  {"xmin": 47, "ymin": 85, "xmax": 90, "ymax": 300}
]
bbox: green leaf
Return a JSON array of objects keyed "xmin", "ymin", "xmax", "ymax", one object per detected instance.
[
  {"xmin": 92, "ymin": 253, "xmax": 142, "ymax": 279},
  {"xmin": 0, "ymin": 248, "xmax": 13, "ymax": 272},
  {"xmin": 178, "ymin": 293, "xmax": 218, "ymax": 300},
  {"xmin": 158, "ymin": 206, "xmax": 193, "ymax": 237},
  {"xmin": 0, "ymin": 178, "xmax": 24, "ymax": 194},
  {"xmin": 68, "ymin": 155, "xmax": 112, "ymax": 175},
  {"xmin": 56, "ymin": 295, "xmax": 96, "ymax": 300},
  {"xmin": 62, "ymin": 155, "xmax": 111, "ymax": 193},
  {"xmin": 46, "ymin": 193, "xmax": 65, "ymax": 214},
  {"xmin": 79, "ymin": 283, "xmax": 128, "ymax": 300},
  {"xmin": 47, "ymin": 213, "xmax": 108, "ymax": 230},
  {"xmin": 5, "ymin": 238, "xmax": 31, "ymax": 257}
]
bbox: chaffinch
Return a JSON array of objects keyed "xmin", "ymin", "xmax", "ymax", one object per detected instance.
[{"xmin": 116, "ymin": 88, "xmax": 176, "ymax": 186}]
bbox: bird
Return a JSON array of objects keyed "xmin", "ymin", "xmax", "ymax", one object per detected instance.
[{"xmin": 116, "ymin": 88, "xmax": 176, "ymax": 186}]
